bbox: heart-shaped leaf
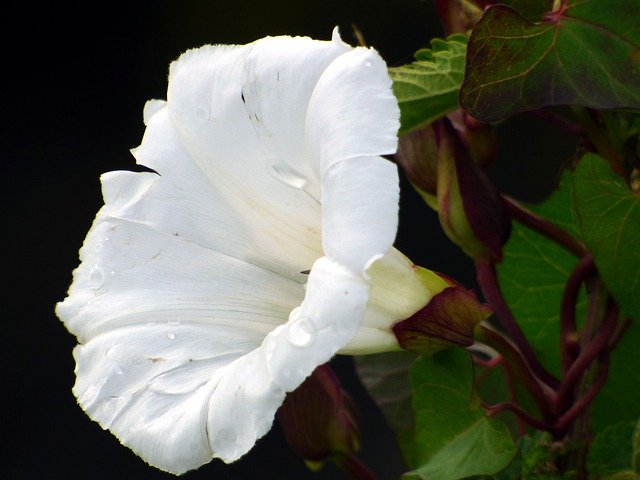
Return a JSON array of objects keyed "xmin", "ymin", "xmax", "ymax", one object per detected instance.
[
  {"xmin": 404, "ymin": 349, "xmax": 516, "ymax": 479},
  {"xmin": 460, "ymin": 2, "xmax": 640, "ymax": 122}
]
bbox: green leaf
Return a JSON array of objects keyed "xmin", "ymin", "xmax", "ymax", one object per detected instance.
[
  {"xmin": 590, "ymin": 321, "xmax": 640, "ymax": 434},
  {"xmin": 572, "ymin": 153, "xmax": 640, "ymax": 322},
  {"xmin": 391, "ymin": 34, "xmax": 467, "ymax": 134},
  {"xmin": 497, "ymin": 172, "xmax": 587, "ymax": 376},
  {"xmin": 587, "ymin": 421, "xmax": 637, "ymax": 476},
  {"xmin": 633, "ymin": 419, "xmax": 640, "ymax": 472},
  {"xmin": 404, "ymin": 349, "xmax": 516, "ymax": 479},
  {"xmin": 459, "ymin": 2, "xmax": 640, "ymax": 122},
  {"xmin": 354, "ymin": 352, "xmax": 417, "ymax": 464}
]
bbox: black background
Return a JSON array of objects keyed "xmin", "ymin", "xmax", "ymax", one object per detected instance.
[{"xmin": 4, "ymin": 1, "xmax": 575, "ymax": 479}]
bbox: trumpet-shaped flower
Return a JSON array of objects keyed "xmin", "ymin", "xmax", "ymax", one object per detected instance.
[{"xmin": 57, "ymin": 29, "xmax": 433, "ymax": 474}]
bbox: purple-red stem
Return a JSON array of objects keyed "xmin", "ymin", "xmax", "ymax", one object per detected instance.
[
  {"xmin": 476, "ymin": 325, "xmax": 556, "ymax": 421},
  {"xmin": 475, "ymin": 258, "xmax": 560, "ymax": 390},
  {"xmin": 501, "ymin": 195, "xmax": 588, "ymax": 258},
  {"xmin": 560, "ymin": 254, "xmax": 596, "ymax": 374},
  {"xmin": 553, "ymin": 352, "xmax": 611, "ymax": 435},
  {"xmin": 484, "ymin": 401, "xmax": 553, "ymax": 432},
  {"xmin": 556, "ymin": 304, "xmax": 618, "ymax": 413}
]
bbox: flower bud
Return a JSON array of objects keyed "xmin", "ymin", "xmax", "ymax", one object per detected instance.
[
  {"xmin": 435, "ymin": 0, "xmax": 485, "ymax": 35},
  {"xmin": 277, "ymin": 365, "xmax": 359, "ymax": 469},
  {"xmin": 396, "ymin": 123, "xmax": 439, "ymax": 206},
  {"xmin": 436, "ymin": 118, "xmax": 511, "ymax": 260},
  {"xmin": 447, "ymin": 109, "xmax": 498, "ymax": 167},
  {"xmin": 392, "ymin": 278, "xmax": 492, "ymax": 356}
]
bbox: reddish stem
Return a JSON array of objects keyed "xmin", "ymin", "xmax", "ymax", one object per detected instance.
[
  {"xmin": 560, "ymin": 255, "xmax": 596, "ymax": 373},
  {"xmin": 501, "ymin": 195, "xmax": 588, "ymax": 258},
  {"xmin": 501, "ymin": 362, "xmax": 527, "ymax": 436},
  {"xmin": 484, "ymin": 401, "xmax": 553, "ymax": 432},
  {"xmin": 556, "ymin": 304, "xmax": 618, "ymax": 413},
  {"xmin": 553, "ymin": 352, "xmax": 611, "ymax": 436},
  {"xmin": 475, "ymin": 258, "xmax": 560, "ymax": 390},
  {"xmin": 475, "ymin": 325, "xmax": 556, "ymax": 421}
]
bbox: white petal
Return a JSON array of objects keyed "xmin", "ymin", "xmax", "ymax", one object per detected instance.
[
  {"xmin": 71, "ymin": 323, "xmax": 255, "ymax": 474},
  {"xmin": 321, "ymin": 155, "xmax": 399, "ymax": 272},
  {"xmin": 164, "ymin": 36, "xmax": 349, "ymax": 270},
  {"xmin": 306, "ymin": 47, "xmax": 400, "ymax": 175},
  {"xmin": 342, "ymin": 248, "xmax": 434, "ymax": 354},
  {"xmin": 133, "ymin": 106, "xmax": 321, "ymax": 280},
  {"xmin": 57, "ymin": 213, "xmax": 303, "ymax": 343},
  {"xmin": 207, "ymin": 256, "xmax": 370, "ymax": 461}
]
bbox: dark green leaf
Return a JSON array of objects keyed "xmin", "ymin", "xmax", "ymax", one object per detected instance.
[
  {"xmin": 572, "ymin": 153, "xmax": 640, "ymax": 321},
  {"xmin": 460, "ymin": 2, "xmax": 640, "ymax": 122},
  {"xmin": 590, "ymin": 321, "xmax": 640, "ymax": 434},
  {"xmin": 404, "ymin": 349, "xmax": 516, "ymax": 479},
  {"xmin": 354, "ymin": 352, "xmax": 417, "ymax": 464},
  {"xmin": 497, "ymin": 172, "xmax": 587, "ymax": 376},
  {"xmin": 587, "ymin": 421, "xmax": 637, "ymax": 476},
  {"xmin": 633, "ymin": 419, "xmax": 640, "ymax": 472},
  {"xmin": 391, "ymin": 35, "xmax": 467, "ymax": 134}
]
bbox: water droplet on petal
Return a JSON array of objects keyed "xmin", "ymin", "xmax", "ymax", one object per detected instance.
[
  {"xmin": 270, "ymin": 163, "xmax": 307, "ymax": 189},
  {"xmin": 364, "ymin": 60, "xmax": 372, "ymax": 67},
  {"xmin": 94, "ymin": 239, "xmax": 103, "ymax": 252},
  {"xmin": 89, "ymin": 265, "xmax": 104, "ymax": 289},
  {"xmin": 114, "ymin": 366, "xmax": 123, "ymax": 375},
  {"xmin": 166, "ymin": 332, "xmax": 176, "ymax": 340},
  {"xmin": 110, "ymin": 269, "xmax": 116, "ymax": 275},
  {"xmin": 287, "ymin": 317, "xmax": 315, "ymax": 347}
]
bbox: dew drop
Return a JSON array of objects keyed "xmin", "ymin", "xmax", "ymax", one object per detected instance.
[
  {"xmin": 114, "ymin": 366, "xmax": 123, "ymax": 375},
  {"xmin": 364, "ymin": 60, "xmax": 372, "ymax": 67},
  {"xmin": 270, "ymin": 163, "xmax": 307, "ymax": 189},
  {"xmin": 166, "ymin": 331, "xmax": 176, "ymax": 340},
  {"xmin": 94, "ymin": 239, "xmax": 103, "ymax": 252},
  {"xmin": 110, "ymin": 269, "xmax": 116, "ymax": 275},
  {"xmin": 287, "ymin": 317, "xmax": 315, "ymax": 347},
  {"xmin": 88, "ymin": 265, "xmax": 104, "ymax": 289}
]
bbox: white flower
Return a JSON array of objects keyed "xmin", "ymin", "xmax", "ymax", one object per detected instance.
[{"xmin": 57, "ymin": 29, "xmax": 432, "ymax": 474}]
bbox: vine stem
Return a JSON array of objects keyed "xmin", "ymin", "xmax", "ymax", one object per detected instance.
[
  {"xmin": 501, "ymin": 194, "xmax": 588, "ymax": 258},
  {"xmin": 560, "ymin": 254, "xmax": 596, "ymax": 374},
  {"xmin": 556, "ymin": 304, "xmax": 618, "ymax": 414},
  {"xmin": 475, "ymin": 325, "xmax": 556, "ymax": 420},
  {"xmin": 475, "ymin": 258, "xmax": 560, "ymax": 390},
  {"xmin": 484, "ymin": 401, "xmax": 553, "ymax": 432},
  {"xmin": 553, "ymin": 352, "xmax": 611, "ymax": 435}
]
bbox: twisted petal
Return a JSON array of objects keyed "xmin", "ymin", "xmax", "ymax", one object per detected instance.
[{"xmin": 57, "ymin": 30, "xmax": 404, "ymax": 474}]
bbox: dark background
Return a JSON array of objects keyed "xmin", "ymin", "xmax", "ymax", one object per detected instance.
[{"xmin": 3, "ymin": 1, "xmax": 574, "ymax": 479}]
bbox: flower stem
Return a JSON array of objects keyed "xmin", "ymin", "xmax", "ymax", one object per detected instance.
[
  {"xmin": 501, "ymin": 194, "xmax": 588, "ymax": 258},
  {"xmin": 560, "ymin": 254, "xmax": 595, "ymax": 374},
  {"xmin": 553, "ymin": 351, "xmax": 611, "ymax": 435},
  {"xmin": 475, "ymin": 325, "xmax": 556, "ymax": 421},
  {"xmin": 484, "ymin": 401, "xmax": 553, "ymax": 432},
  {"xmin": 556, "ymin": 304, "xmax": 618, "ymax": 418},
  {"xmin": 475, "ymin": 258, "xmax": 560, "ymax": 390}
]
